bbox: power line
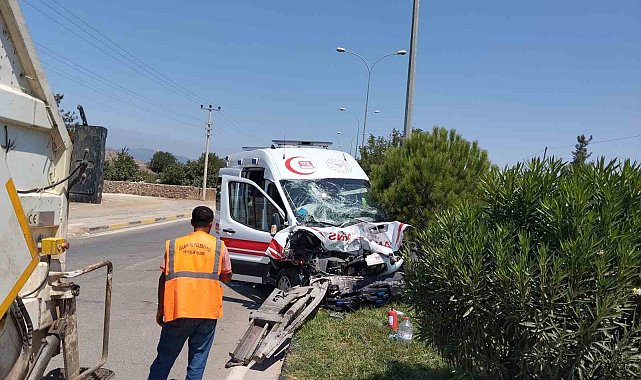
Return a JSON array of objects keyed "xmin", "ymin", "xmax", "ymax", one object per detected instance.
[
  {"xmin": 36, "ymin": 43, "xmax": 203, "ymax": 124},
  {"xmin": 45, "ymin": 65, "xmax": 203, "ymax": 129},
  {"xmin": 33, "ymin": 0, "xmax": 260, "ymax": 141},
  {"xmin": 23, "ymin": 0, "xmax": 261, "ymax": 142},
  {"xmin": 590, "ymin": 134, "xmax": 641, "ymax": 145},
  {"xmin": 31, "ymin": 0, "xmax": 203, "ymax": 105},
  {"xmin": 38, "ymin": 44, "xmax": 249, "ymax": 139},
  {"xmin": 519, "ymin": 133, "xmax": 641, "ymax": 162},
  {"xmin": 22, "ymin": 1, "xmax": 185, "ymax": 100},
  {"xmin": 47, "ymin": 0, "xmax": 208, "ymax": 105},
  {"xmin": 55, "ymin": 87, "xmax": 215, "ymax": 136}
]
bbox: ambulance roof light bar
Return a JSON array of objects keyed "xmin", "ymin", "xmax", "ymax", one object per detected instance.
[
  {"xmin": 271, "ymin": 140, "xmax": 333, "ymax": 149},
  {"xmin": 241, "ymin": 146, "xmax": 271, "ymax": 151}
]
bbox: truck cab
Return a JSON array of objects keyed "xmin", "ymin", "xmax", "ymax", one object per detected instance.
[{"xmin": 215, "ymin": 140, "xmax": 386, "ymax": 287}]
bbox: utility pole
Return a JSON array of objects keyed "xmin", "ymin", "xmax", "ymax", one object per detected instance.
[
  {"xmin": 403, "ymin": 0, "xmax": 420, "ymax": 139},
  {"xmin": 200, "ymin": 104, "xmax": 220, "ymax": 201}
]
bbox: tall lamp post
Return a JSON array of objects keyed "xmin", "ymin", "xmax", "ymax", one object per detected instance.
[
  {"xmin": 339, "ymin": 107, "xmax": 359, "ymax": 156},
  {"xmin": 336, "ymin": 47, "xmax": 406, "ymax": 154},
  {"xmin": 339, "ymin": 107, "xmax": 381, "ymax": 157}
]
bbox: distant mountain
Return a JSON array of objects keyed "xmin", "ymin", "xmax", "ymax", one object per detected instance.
[
  {"xmin": 107, "ymin": 147, "xmax": 193, "ymax": 163},
  {"xmin": 176, "ymin": 155, "xmax": 192, "ymax": 164},
  {"xmin": 127, "ymin": 147, "xmax": 155, "ymax": 162}
]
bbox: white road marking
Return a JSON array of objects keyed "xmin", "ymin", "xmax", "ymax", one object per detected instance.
[{"xmin": 72, "ymin": 218, "xmax": 188, "ymax": 240}]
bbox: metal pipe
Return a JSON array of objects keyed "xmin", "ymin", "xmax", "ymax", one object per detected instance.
[
  {"xmin": 26, "ymin": 335, "xmax": 60, "ymax": 380},
  {"xmin": 51, "ymin": 261, "xmax": 113, "ymax": 380}
]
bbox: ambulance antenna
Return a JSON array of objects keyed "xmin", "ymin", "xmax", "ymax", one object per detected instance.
[{"xmin": 282, "ymin": 131, "xmax": 286, "ymax": 160}]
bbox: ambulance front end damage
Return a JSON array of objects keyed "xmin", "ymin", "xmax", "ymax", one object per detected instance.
[
  {"xmin": 227, "ymin": 156, "xmax": 411, "ymax": 367},
  {"xmin": 227, "ymin": 221, "xmax": 409, "ymax": 367},
  {"xmin": 266, "ymin": 220, "xmax": 409, "ymax": 310}
]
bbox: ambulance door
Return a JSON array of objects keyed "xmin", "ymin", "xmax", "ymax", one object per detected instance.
[{"xmin": 219, "ymin": 175, "xmax": 286, "ymax": 283}]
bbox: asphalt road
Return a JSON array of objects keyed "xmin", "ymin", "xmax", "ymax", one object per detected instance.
[{"xmin": 46, "ymin": 221, "xmax": 282, "ymax": 380}]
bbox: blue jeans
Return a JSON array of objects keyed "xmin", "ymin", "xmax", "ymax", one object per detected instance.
[{"xmin": 148, "ymin": 318, "xmax": 218, "ymax": 380}]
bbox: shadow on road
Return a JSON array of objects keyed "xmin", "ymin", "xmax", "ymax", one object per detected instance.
[
  {"xmin": 249, "ymin": 339, "xmax": 288, "ymax": 371},
  {"xmin": 222, "ymin": 295, "xmax": 261, "ymax": 310},
  {"xmin": 225, "ymin": 281, "xmax": 272, "ymax": 304}
]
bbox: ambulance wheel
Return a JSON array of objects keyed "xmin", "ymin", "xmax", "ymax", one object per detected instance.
[{"xmin": 276, "ymin": 267, "xmax": 302, "ymax": 291}]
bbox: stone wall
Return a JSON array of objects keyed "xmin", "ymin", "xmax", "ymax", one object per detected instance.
[{"xmin": 104, "ymin": 180, "xmax": 216, "ymax": 201}]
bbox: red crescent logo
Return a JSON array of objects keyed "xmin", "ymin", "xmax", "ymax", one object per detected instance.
[{"xmin": 285, "ymin": 156, "xmax": 315, "ymax": 175}]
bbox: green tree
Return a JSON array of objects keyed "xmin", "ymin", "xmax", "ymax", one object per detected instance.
[
  {"xmin": 104, "ymin": 147, "xmax": 140, "ymax": 181},
  {"xmin": 370, "ymin": 126, "xmax": 491, "ymax": 229},
  {"xmin": 571, "ymin": 133, "xmax": 593, "ymax": 165},
  {"xmin": 138, "ymin": 170, "xmax": 158, "ymax": 184},
  {"xmin": 148, "ymin": 151, "xmax": 178, "ymax": 174},
  {"xmin": 407, "ymin": 158, "xmax": 641, "ymax": 379},
  {"xmin": 184, "ymin": 153, "xmax": 225, "ymax": 188},
  {"xmin": 159, "ymin": 163, "xmax": 186, "ymax": 185},
  {"xmin": 357, "ymin": 129, "xmax": 404, "ymax": 176},
  {"xmin": 103, "ymin": 159, "xmax": 114, "ymax": 180},
  {"xmin": 54, "ymin": 93, "xmax": 79, "ymax": 128}
]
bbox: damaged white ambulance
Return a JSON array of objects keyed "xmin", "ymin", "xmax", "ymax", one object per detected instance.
[{"xmin": 215, "ymin": 140, "xmax": 408, "ymax": 309}]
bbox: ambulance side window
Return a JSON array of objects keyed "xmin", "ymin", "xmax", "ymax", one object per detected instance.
[
  {"xmin": 228, "ymin": 181, "xmax": 279, "ymax": 233},
  {"xmin": 265, "ymin": 179, "xmax": 286, "ymax": 213}
]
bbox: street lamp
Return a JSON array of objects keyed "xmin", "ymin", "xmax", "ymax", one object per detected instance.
[
  {"xmin": 339, "ymin": 107, "xmax": 381, "ymax": 157},
  {"xmin": 339, "ymin": 107, "xmax": 359, "ymax": 156},
  {"xmin": 336, "ymin": 131, "xmax": 343, "ymax": 151},
  {"xmin": 336, "ymin": 47, "xmax": 406, "ymax": 154}
]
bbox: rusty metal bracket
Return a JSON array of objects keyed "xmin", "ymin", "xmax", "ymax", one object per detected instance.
[{"xmin": 50, "ymin": 261, "xmax": 113, "ymax": 380}]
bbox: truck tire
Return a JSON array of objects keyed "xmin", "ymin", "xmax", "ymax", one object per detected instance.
[{"xmin": 276, "ymin": 267, "xmax": 303, "ymax": 291}]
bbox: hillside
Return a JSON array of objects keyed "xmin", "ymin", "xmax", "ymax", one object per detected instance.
[{"xmin": 105, "ymin": 148, "xmax": 193, "ymax": 173}]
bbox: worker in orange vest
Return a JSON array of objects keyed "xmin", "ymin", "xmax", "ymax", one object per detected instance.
[{"xmin": 148, "ymin": 206, "xmax": 232, "ymax": 380}]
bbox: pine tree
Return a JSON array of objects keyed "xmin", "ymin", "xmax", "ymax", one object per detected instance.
[
  {"xmin": 571, "ymin": 134, "xmax": 593, "ymax": 165},
  {"xmin": 370, "ymin": 126, "xmax": 492, "ymax": 229},
  {"xmin": 357, "ymin": 128, "xmax": 404, "ymax": 176}
]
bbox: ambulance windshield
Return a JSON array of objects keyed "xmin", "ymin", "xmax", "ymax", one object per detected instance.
[{"xmin": 280, "ymin": 178, "xmax": 386, "ymax": 226}]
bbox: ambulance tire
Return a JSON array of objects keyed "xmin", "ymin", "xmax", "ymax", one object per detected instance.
[{"xmin": 276, "ymin": 267, "xmax": 303, "ymax": 291}]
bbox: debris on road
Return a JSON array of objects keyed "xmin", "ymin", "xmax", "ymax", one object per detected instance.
[{"xmin": 227, "ymin": 282, "xmax": 329, "ymax": 367}]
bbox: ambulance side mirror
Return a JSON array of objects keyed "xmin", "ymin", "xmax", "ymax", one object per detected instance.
[{"xmin": 271, "ymin": 212, "xmax": 283, "ymax": 236}]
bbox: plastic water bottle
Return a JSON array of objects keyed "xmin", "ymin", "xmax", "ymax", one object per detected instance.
[{"xmin": 397, "ymin": 316, "xmax": 413, "ymax": 345}]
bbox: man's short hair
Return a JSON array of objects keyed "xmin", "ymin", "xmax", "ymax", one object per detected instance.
[{"xmin": 191, "ymin": 206, "xmax": 214, "ymax": 228}]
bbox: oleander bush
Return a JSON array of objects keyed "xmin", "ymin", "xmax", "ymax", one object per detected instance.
[{"xmin": 406, "ymin": 158, "xmax": 641, "ymax": 379}]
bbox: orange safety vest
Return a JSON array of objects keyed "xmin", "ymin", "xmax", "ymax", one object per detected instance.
[{"xmin": 163, "ymin": 232, "xmax": 225, "ymax": 322}]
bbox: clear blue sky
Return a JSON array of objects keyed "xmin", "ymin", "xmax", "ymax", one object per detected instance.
[{"xmin": 20, "ymin": 0, "xmax": 640, "ymax": 166}]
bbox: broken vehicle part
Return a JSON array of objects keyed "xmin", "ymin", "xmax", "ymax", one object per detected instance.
[
  {"xmin": 266, "ymin": 221, "xmax": 408, "ymax": 306},
  {"xmin": 227, "ymin": 281, "xmax": 329, "ymax": 367},
  {"xmin": 227, "ymin": 272, "xmax": 405, "ymax": 366}
]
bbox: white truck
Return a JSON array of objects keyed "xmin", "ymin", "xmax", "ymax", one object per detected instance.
[
  {"xmin": 216, "ymin": 140, "xmax": 407, "ymax": 308},
  {"xmin": 223, "ymin": 140, "xmax": 409, "ymax": 366},
  {"xmin": 0, "ymin": 1, "xmax": 111, "ymax": 379}
]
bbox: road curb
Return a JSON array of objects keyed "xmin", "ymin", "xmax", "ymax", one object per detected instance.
[{"xmin": 82, "ymin": 214, "xmax": 189, "ymax": 234}]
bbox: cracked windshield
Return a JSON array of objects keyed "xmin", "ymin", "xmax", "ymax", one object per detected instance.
[{"xmin": 281, "ymin": 178, "xmax": 385, "ymax": 226}]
